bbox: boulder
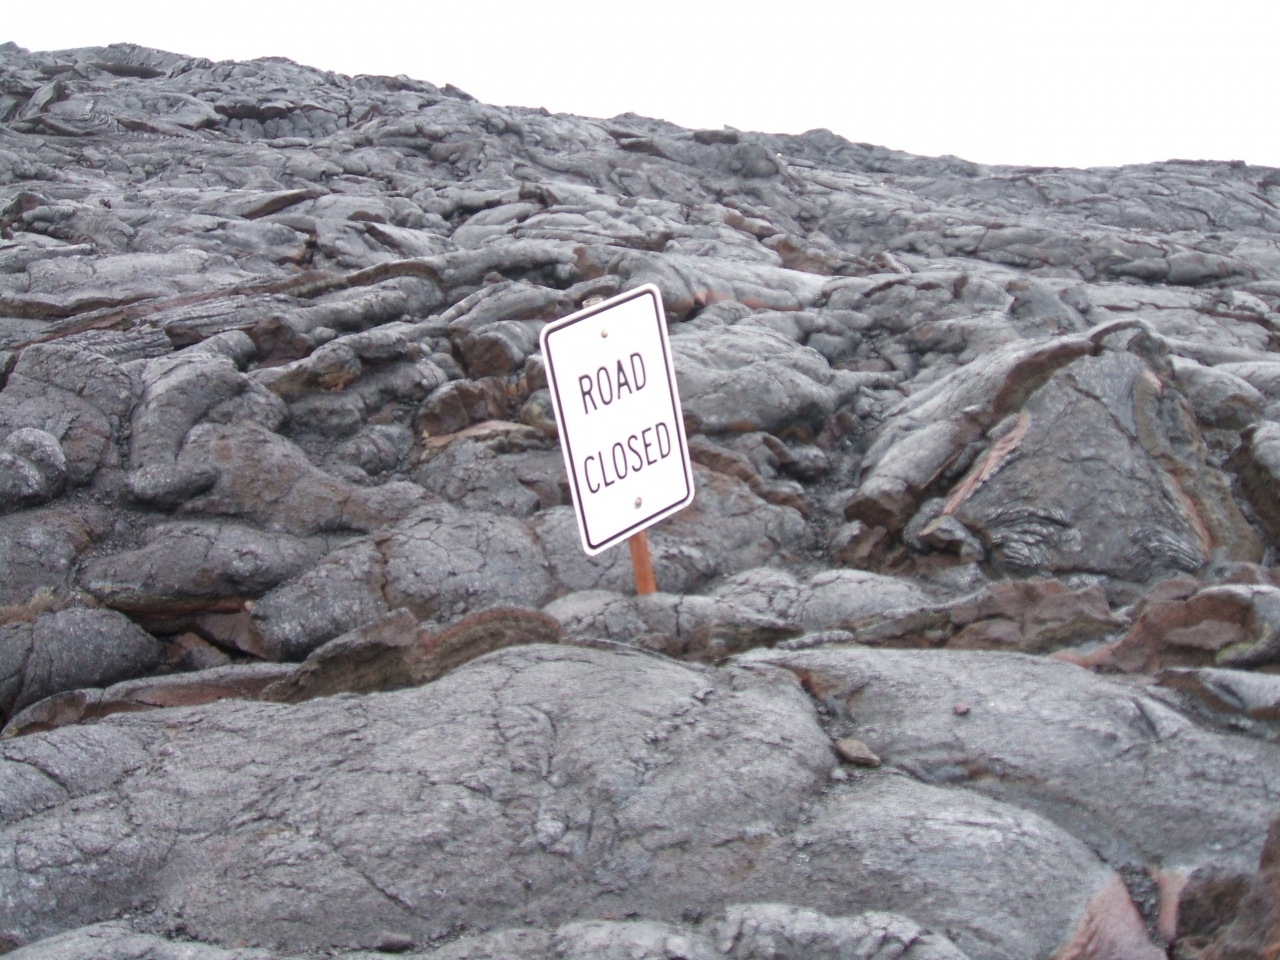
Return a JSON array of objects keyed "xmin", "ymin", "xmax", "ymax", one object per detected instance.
[
  {"xmin": 1217, "ymin": 359, "xmax": 1280, "ymax": 399},
  {"xmin": 1232, "ymin": 421, "xmax": 1280, "ymax": 545},
  {"xmin": 739, "ymin": 774, "xmax": 1157, "ymax": 960},
  {"xmin": 251, "ymin": 503, "xmax": 553, "ymax": 660},
  {"xmin": 1173, "ymin": 814, "xmax": 1280, "ymax": 960},
  {"xmin": 1169, "ymin": 356, "xmax": 1264, "ymax": 429},
  {"xmin": 844, "ymin": 332, "xmax": 1103, "ymax": 532},
  {"xmin": 795, "ymin": 570, "xmax": 933, "ymax": 632},
  {"xmin": 1081, "ymin": 581, "xmax": 1280, "ymax": 672},
  {"xmin": 0, "ymin": 646, "xmax": 828, "ymax": 951},
  {"xmin": 0, "ymin": 347, "xmax": 128, "ymax": 486},
  {"xmin": 174, "ymin": 422, "xmax": 428, "ymax": 535},
  {"xmin": 743, "ymin": 645, "xmax": 1280, "ymax": 874},
  {"xmin": 672, "ymin": 323, "xmax": 860, "ymax": 438},
  {"xmin": 0, "ymin": 607, "xmax": 160, "ymax": 721},
  {"xmin": 129, "ymin": 350, "xmax": 249, "ymax": 470},
  {"xmin": 1157, "ymin": 666, "xmax": 1280, "ymax": 721},
  {"xmin": 410, "ymin": 437, "xmax": 561, "ymax": 518},
  {"xmin": 80, "ymin": 521, "xmax": 328, "ymax": 616},
  {"xmin": 0, "ymin": 428, "xmax": 65, "ymax": 510},
  {"xmin": 0, "ymin": 507, "xmax": 112, "ymax": 606},
  {"xmin": 950, "ymin": 352, "xmax": 1259, "ymax": 581},
  {"xmin": 942, "ymin": 578, "xmax": 1124, "ymax": 652},
  {"xmin": 416, "ymin": 379, "xmax": 514, "ymax": 437}
]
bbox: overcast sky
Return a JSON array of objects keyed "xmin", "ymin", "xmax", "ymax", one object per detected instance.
[{"xmin": 7, "ymin": 1, "xmax": 1278, "ymax": 170}]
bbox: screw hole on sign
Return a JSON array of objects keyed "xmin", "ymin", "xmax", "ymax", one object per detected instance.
[
  {"xmin": 601, "ymin": 329, "xmax": 608, "ymax": 338},
  {"xmin": 635, "ymin": 497, "xmax": 642, "ymax": 508}
]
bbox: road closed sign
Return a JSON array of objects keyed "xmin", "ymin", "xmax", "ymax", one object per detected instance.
[{"xmin": 540, "ymin": 284, "xmax": 695, "ymax": 556}]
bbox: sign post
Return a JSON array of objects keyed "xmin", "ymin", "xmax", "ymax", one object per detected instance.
[
  {"xmin": 627, "ymin": 530, "xmax": 657, "ymax": 594},
  {"xmin": 539, "ymin": 284, "xmax": 695, "ymax": 594}
]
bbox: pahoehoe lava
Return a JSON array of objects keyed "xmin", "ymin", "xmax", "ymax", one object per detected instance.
[{"xmin": 0, "ymin": 39, "xmax": 1278, "ymax": 960}]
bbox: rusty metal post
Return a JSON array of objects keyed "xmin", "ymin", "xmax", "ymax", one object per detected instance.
[{"xmin": 628, "ymin": 530, "xmax": 657, "ymax": 595}]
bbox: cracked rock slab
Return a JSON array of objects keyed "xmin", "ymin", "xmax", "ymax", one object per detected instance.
[
  {"xmin": 0, "ymin": 644, "xmax": 1142, "ymax": 960},
  {"xmin": 742, "ymin": 645, "xmax": 1280, "ymax": 873},
  {"xmin": 0, "ymin": 645, "xmax": 832, "ymax": 952}
]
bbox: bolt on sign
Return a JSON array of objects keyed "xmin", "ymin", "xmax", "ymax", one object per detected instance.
[{"xmin": 540, "ymin": 284, "xmax": 695, "ymax": 556}]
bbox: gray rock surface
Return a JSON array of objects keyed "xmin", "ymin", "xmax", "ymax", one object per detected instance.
[
  {"xmin": 172, "ymin": 421, "xmax": 427, "ymax": 534},
  {"xmin": 0, "ymin": 645, "xmax": 1124, "ymax": 960},
  {"xmin": 0, "ymin": 506, "xmax": 112, "ymax": 605},
  {"xmin": 411, "ymin": 437, "xmax": 559, "ymax": 517},
  {"xmin": 0, "ymin": 646, "xmax": 829, "ymax": 948},
  {"xmin": 80, "ymin": 520, "xmax": 329, "ymax": 616},
  {"xmin": 1, "ymin": 661, "xmax": 296, "ymax": 738},
  {"xmin": 949, "ymin": 350, "xmax": 1261, "ymax": 580},
  {"xmin": 1234, "ymin": 420, "xmax": 1280, "ymax": 543},
  {"xmin": 251, "ymin": 502, "xmax": 552, "ymax": 659},
  {"xmin": 4, "ymin": 907, "xmax": 972, "ymax": 960},
  {"xmin": 533, "ymin": 466, "xmax": 809, "ymax": 596},
  {"xmin": 0, "ymin": 427, "xmax": 65, "ymax": 508},
  {"xmin": 0, "ymin": 607, "xmax": 160, "ymax": 720},
  {"xmin": 0, "ymin": 345, "xmax": 126, "ymax": 486},
  {"xmin": 672, "ymin": 322, "xmax": 862, "ymax": 437},
  {"xmin": 743, "ymin": 645, "xmax": 1280, "ymax": 872},
  {"xmin": 1158, "ymin": 665, "xmax": 1280, "ymax": 719},
  {"xmin": 545, "ymin": 567, "xmax": 933, "ymax": 658}
]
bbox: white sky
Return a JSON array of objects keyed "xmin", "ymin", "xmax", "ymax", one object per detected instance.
[{"xmin": 7, "ymin": 0, "xmax": 1279, "ymax": 170}]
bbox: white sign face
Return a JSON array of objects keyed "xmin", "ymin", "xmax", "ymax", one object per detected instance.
[{"xmin": 540, "ymin": 284, "xmax": 695, "ymax": 556}]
